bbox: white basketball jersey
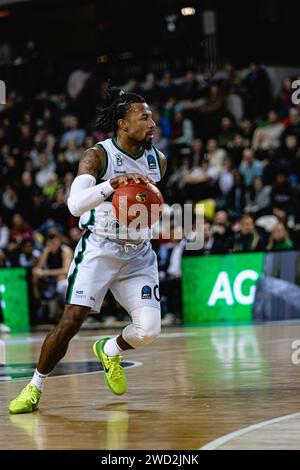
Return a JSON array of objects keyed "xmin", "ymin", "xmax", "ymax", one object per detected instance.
[{"xmin": 79, "ymin": 138, "xmax": 162, "ymax": 240}]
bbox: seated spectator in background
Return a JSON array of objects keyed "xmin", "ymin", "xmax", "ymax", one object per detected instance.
[
  {"xmin": 35, "ymin": 153, "xmax": 56, "ymax": 188},
  {"xmin": 252, "ymin": 110, "xmax": 284, "ymax": 152},
  {"xmin": 275, "ymin": 134, "xmax": 299, "ymax": 175},
  {"xmin": 9, "ymin": 213, "xmax": 33, "ymax": 245},
  {"xmin": 206, "ymin": 138, "xmax": 226, "ymax": 175},
  {"xmin": 218, "ymin": 116, "xmax": 236, "ymax": 149},
  {"xmin": 182, "ymin": 156, "xmax": 218, "ymax": 202},
  {"xmin": 18, "ymin": 239, "xmax": 41, "ymax": 268},
  {"xmin": 158, "ymin": 226, "xmax": 185, "ymax": 325},
  {"xmin": 244, "ymin": 176, "xmax": 271, "ymax": 217},
  {"xmin": 64, "ymin": 139, "xmax": 81, "ymax": 166},
  {"xmin": 152, "ymin": 126, "xmax": 169, "ymax": 158},
  {"xmin": 55, "ymin": 152, "xmax": 73, "ymax": 179},
  {"xmin": 211, "ymin": 211, "xmax": 234, "ymax": 252},
  {"xmin": 266, "ymin": 222, "xmax": 294, "ymax": 251},
  {"xmin": 0, "ymin": 216, "xmax": 9, "ymax": 250},
  {"xmin": 1, "ymin": 184, "xmax": 18, "ymax": 223},
  {"xmin": 226, "ymin": 170, "xmax": 246, "ymax": 220},
  {"xmin": 48, "ymin": 187, "xmax": 69, "ymax": 229},
  {"xmin": 32, "ymin": 233, "xmax": 73, "ymax": 323},
  {"xmin": 282, "ymin": 107, "xmax": 300, "ymax": 142},
  {"xmin": 238, "ymin": 116, "xmax": 255, "ymax": 143},
  {"xmin": 165, "ymin": 157, "xmax": 190, "ymax": 204},
  {"xmin": 197, "ymin": 221, "xmax": 218, "ymax": 255},
  {"xmin": 169, "ymin": 111, "xmax": 194, "ymax": 153},
  {"xmin": 233, "ymin": 214, "xmax": 266, "ymax": 252},
  {"xmin": 227, "ymin": 133, "xmax": 247, "ymax": 168},
  {"xmin": 271, "ymin": 171, "xmax": 295, "ymax": 217},
  {"xmin": 218, "ymin": 155, "xmax": 235, "ymax": 201},
  {"xmin": 239, "ymin": 148, "xmax": 263, "ymax": 188},
  {"xmin": 60, "ymin": 116, "xmax": 86, "ymax": 148},
  {"xmin": 191, "ymin": 138, "xmax": 205, "ymax": 167},
  {"xmin": 198, "ymin": 84, "xmax": 226, "ymax": 138}
]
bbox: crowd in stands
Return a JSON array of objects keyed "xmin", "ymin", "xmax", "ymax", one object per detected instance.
[{"xmin": 1, "ymin": 60, "xmax": 300, "ymax": 325}]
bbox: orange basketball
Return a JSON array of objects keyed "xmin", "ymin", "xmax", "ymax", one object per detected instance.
[{"xmin": 112, "ymin": 181, "xmax": 164, "ymax": 228}]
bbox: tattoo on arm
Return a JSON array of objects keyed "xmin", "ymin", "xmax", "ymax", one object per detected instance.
[{"xmin": 77, "ymin": 148, "xmax": 104, "ymax": 179}]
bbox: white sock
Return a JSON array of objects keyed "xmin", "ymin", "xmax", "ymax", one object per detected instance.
[
  {"xmin": 104, "ymin": 337, "xmax": 123, "ymax": 357},
  {"xmin": 30, "ymin": 369, "xmax": 48, "ymax": 391}
]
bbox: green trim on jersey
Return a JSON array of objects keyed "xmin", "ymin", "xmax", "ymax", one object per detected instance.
[
  {"xmin": 153, "ymin": 146, "xmax": 162, "ymax": 179},
  {"xmin": 66, "ymin": 230, "xmax": 91, "ymax": 304},
  {"xmin": 93, "ymin": 143, "xmax": 108, "ymax": 181},
  {"xmin": 81, "ymin": 208, "xmax": 95, "ymax": 229},
  {"xmin": 112, "ymin": 137, "xmax": 144, "ymax": 160}
]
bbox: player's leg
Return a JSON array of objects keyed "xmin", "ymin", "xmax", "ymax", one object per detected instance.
[
  {"xmin": 9, "ymin": 304, "xmax": 90, "ymax": 414},
  {"xmin": 93, "ymin": 242, "xmax": 160, "ymax": 395},
  {"xmin": 9, "ymin": 231, "xmax": 110, "ymax": 414}
]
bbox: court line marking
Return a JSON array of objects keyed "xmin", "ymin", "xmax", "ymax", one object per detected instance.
[
  {"xmin": 0, "ymin": 360, "xmax": 142, "ymax": 382},
  {"xmin": 200, "ymin": 411, "xmax": 300, "ymax": 450}
]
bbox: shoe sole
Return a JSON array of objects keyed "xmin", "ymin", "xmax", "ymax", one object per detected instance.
[
  {"xmin": 93, "ymin": 341, "xmax": 126, "ymax": 396},
  {"xmin": 9, "ymin": 404, "xmax": 39, "ymax": 414}
]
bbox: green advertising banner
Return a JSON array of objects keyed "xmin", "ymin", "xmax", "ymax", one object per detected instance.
[
  {"xmin": 0, "ymin": 268, "xmax": 30, "ymax": 332},
  {"xmin": 182, "ymin": 252, "xmax": 265, "ymax": 324}
]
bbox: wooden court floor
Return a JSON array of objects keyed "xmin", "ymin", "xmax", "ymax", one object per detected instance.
[{"xmin": 1, "ymin": 321, "xmax": 300, "ymax": 450}]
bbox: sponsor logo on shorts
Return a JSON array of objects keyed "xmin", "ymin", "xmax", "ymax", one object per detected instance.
[
  {"xmin": 75, "ymin": 290, "xmax": 86, "ymax": 300},
  {"xmin": 141, "ymin": 285, "xmax": 152, "ymax": 299},
  {"xmin": 147, "ymin": 154, "xmax": 157, "ymax": 169}
]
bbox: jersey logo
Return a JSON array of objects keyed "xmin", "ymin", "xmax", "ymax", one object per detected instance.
[
  {"xmin": 115, "ymin": 154, "xmax": 123, "ymax": 166},
  {"xmin": 141, "ymin": 285, "xmax": 152, "ymax": 299},
  {"xmin": 136, "ymin": 192, "xmax": 148, "ymax": 203},
  {"xmin": 147, "ymin": 154, "xmax": 157, "ymax": 169}
]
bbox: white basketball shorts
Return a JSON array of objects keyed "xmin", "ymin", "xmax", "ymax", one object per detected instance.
[{"xmin": 65, "ymin": 231, "xmax": 160, "ymax": 313}]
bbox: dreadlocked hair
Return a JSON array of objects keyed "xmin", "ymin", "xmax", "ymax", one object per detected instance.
[{"xmin": 96, "ymin": 84, "xmax": 145, "ymax": 134}]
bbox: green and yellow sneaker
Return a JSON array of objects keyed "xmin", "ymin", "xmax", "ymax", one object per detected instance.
[
  {"xmin": 93, "ymin": 338, "xmax": 127, "ymax": 395},
  {"xmin": 9, "ymin": 384, "xmax": 41, "ymax": 414}
]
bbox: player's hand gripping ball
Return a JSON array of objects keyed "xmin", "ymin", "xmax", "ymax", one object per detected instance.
[{"xmin": 112, "ymin": 181, "xmax": 164, "ymax": 228}]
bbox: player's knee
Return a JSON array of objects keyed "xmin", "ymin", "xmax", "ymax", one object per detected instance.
[{"xmin": 134, "ymin": 312, "xmax": 161, "ymax": 345}]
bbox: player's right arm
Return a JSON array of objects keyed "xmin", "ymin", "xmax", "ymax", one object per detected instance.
[{"xmin": 68, "ymin": 147, "xmax": 153, "ymax": 217}]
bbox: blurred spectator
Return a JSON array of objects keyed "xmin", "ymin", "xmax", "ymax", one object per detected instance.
[
  {"xmin": 271, "ymin": 171, "xmax": 295, "ymax": 216},
  {"xmin": 226, "ymin": 170, "xmax": 246, "ymax": 220},
  {"xmin": 32, "ymin": 233, "xmax": 73, "ymax": 323},
  {"xmin": 252, "ymin": 110, "xmax": 284, "ymax": 152},
  {"xmin": 266, "ymin": 222, "xmax": 293, "ymax": 250},
  {"xmin": 60, "ymin": 116, "xmax": 86, "ymax": 148},
  {"xmin": 244, "ymin": 176, "xmax": 271, "ymax": 217},
  {"xmin": 0, "ymin": 216, "xmax": 9, "ymax": 250},
  {"xmin": 9, "ymin": 213, "xmax": 33, "ymax": 245},
  {"xmin": 239, "ymin": 148, "xmax": 263, "ymax": 187},
  {"xmin": 206, "ymin": 138, "xmax": 226, "ymax": 175},
  {"xmin": 191, "ymin": 138, "xmax": 205, "ymax": 167},
  {"xmin": 218, "ymin": 116, "xmax": 236, "ymax": 149},
  {"xmin": 234, "ymin": 214, "xmax": 266, "ymax": 252},
  {"xmin": 18, "ymin": 239, "xmax": 41, "ymax": 268},
  {"xmin": 211, "ymin": 211, "xmax": 234, "ymax": 252}
]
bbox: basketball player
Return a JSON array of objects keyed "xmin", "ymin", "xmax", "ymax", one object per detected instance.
[{"xmin": 9, "ymin": 86, "xmax": 167, "ymax": 413}]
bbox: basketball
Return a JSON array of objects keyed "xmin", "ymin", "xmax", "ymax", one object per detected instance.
[{"xmin": 112, "ymin": 181, "xmax": 164, "ymax": 228}]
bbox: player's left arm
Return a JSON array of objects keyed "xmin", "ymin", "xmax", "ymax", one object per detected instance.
[{"xmin": 156, "ymin": 149, "xmax": 167, "ymax": 178}]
